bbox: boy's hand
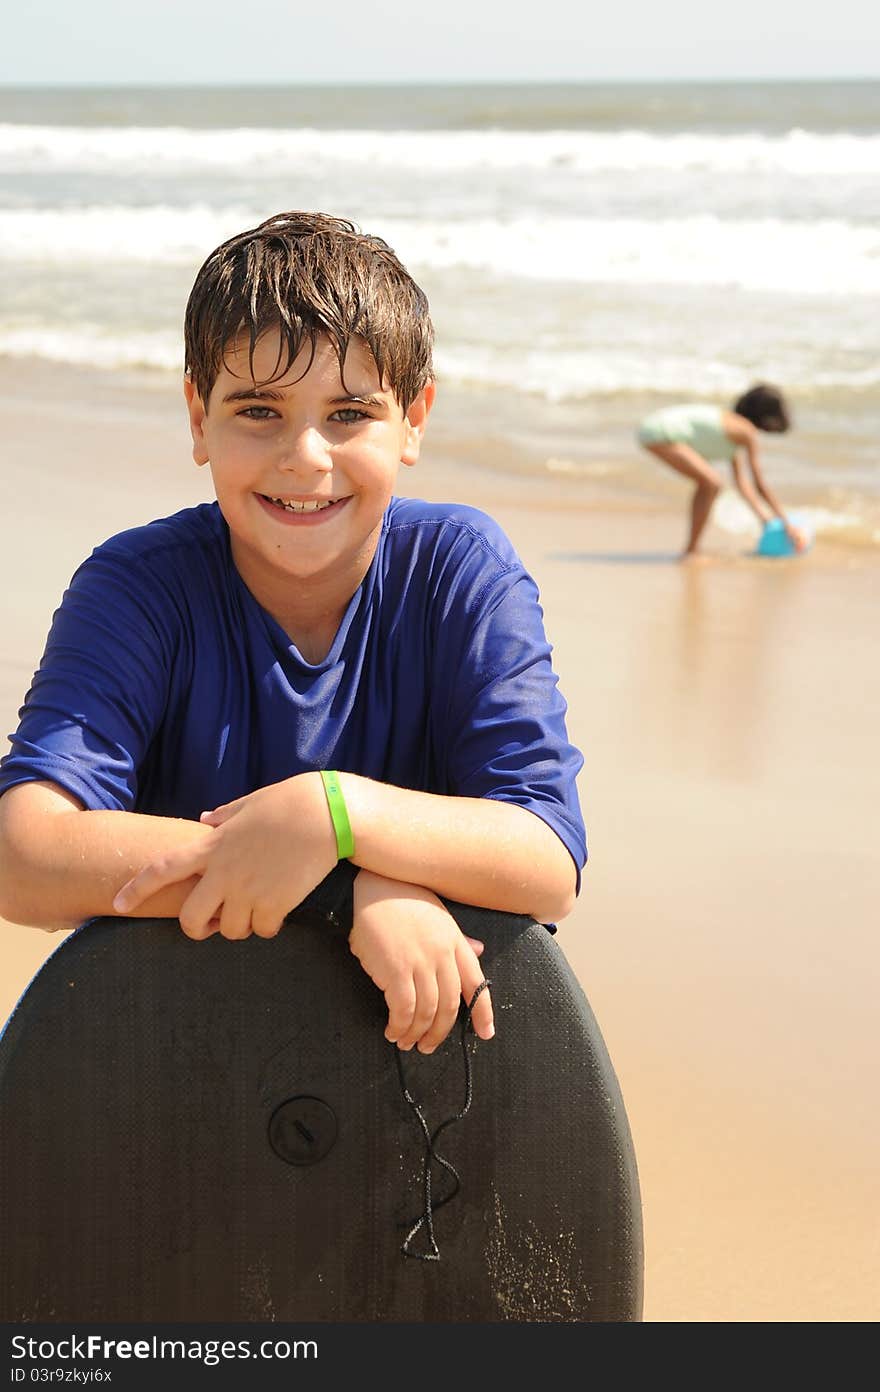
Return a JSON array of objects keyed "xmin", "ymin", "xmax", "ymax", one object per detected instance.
[
  {"xmin": 112, "ymin": 774, "xmax": 337, "ymax": 939},
  {"xmin": 349, "ymin": 869, "xmax": 494, "ymax": 1054}
]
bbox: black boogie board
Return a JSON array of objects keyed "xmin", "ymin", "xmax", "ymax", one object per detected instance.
[{"xmin": 0, "ymin": 866, "xmax": 643, "ymax": 1322}]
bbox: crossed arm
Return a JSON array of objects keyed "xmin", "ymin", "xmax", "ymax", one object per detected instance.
[{"xmin": 0, "ymin": 773, "xmax": 578, "ymax": 1052}]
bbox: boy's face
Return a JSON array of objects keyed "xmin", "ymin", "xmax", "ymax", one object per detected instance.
[{"xmin": 184, "ymin": 329, "xmax": 433, "ymax": 601}]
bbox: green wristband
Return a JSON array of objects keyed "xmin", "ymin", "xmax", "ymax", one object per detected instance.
[{"xmin": 319, "ymin": 770, "xmax": 355, "ymax": 861}]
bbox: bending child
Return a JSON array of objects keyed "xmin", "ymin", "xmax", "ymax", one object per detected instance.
[
  {"xmin": 0, "ymin": 211, "xmax": 586, "ymax": 1057},
  {"xmin": 636, "ymin": 384, "xmax": 808, "ymax": 559}
]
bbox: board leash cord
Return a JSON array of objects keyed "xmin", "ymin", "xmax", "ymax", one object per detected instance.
[{"xmin": 394, "ymin": 979, "xmax": 492, "ymax": 1260}]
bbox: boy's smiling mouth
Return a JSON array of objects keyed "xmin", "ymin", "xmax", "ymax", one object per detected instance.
[
  {"xmin": 264, "ymin": 495, "xmax": 336, "ymax": 513},
  {"xmin": 256, "ymin": 493, "xmax": 351, "ymax": 524}
]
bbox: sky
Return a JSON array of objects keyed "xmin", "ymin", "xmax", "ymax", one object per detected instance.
[{"xmin": 1, "ymin": 0, "xmax": 879, "ymax": 85}]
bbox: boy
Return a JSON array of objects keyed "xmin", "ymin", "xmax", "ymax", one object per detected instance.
[{"xmin": 0, "ymin": 211, "xmax": 586, "ymax": 1057}]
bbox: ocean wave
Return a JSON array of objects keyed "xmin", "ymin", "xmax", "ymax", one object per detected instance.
[
  {"xmin": 0, "ymin": 204, "xmax": 250, "ymax": 265},
  {"xmin": 4, "ymin": 323, "xmax": 879, "ymax": 400},
  {"xmin": 0, "ymin": 326, "xmax": 181, "ymax": 371},
  {"xmin": 438, "ymin": 342, "xmax": 880, "ymax": 398},
  {"xmin": 712, "ymin": 493, "xmax": 880, "ymax": 549},
  {"xmin": 2, "ymin": 123, "xmax": 880, "ymax": 176},
  {"xmin": 435, "ymin": 344, "xmax": 748, "ymax": 398},
  {"xmin": 395, "ymin": 216, "xmax": 880, "ymax": 295},
  {"xmin": 2, "ymin": 206, "xmax": 879, "ymax": 297}
]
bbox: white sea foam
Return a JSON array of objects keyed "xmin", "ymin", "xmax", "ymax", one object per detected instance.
[
  {"xmin": 1, "ymin": 324, "xmax": 876, "ymax": 400},
  {"xmin": 0, "ymin": 204, "xmax": 248, "ymax": 265},
  {"xmin": 391, "ymin": 216, "xmax": 880, "ymax": 296},
  {"xmin": 434, "ymin": 345, "xmax": 744, "ymax": 398},
  {"xmin": 0, "ymin": 326, "xmax": 730, "ymax": 394},
  {"xmin": 3, "ymin": 124, "xmax": 880, "ymax": 176},
  {"xmin": 0, "ymin": 326, "xmax": 181, "ymax": 371},
  {"xmin": 713, "ymin": 492, "xmax": 869, "ymax": 543},
  {"xmin": 2, "ymin": 206, "xmax": 880, "ymax": 298}
]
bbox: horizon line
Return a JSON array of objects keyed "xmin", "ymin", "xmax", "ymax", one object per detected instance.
[{"xmin": 1, "ymin": 74, "xmax": 878, "ymax": 90}]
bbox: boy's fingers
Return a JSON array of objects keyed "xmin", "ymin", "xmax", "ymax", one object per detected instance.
[
  {"xmin": 178, "ymin": 878, "xmax": 224, "ymax": 941},
  {"xmin": 397, "ymin": 968, "xmax": 438, "ymax": 1051},
  {"xmin": 456, "ymin": 940, "xmax": 494, "ymax": 1041},
  {"xmin": 469, "ymin": 986, "xmax": 495, "ymax": 1040},
  {"xmin": 251, "ymin": 904, "xmax": 286, "ymax": 939},
  {"xmin": 417, "ymin": 958, "xmax": 462, "ymax": 1054},
  {"xmin": 384, "ymin": 977, "xmax": 417, "ymax": 1046},
  {"xmin": 113, "ymin": 846, "xmax": 206, "ymax": 912},
  {"xmin": 217, "ymin": 896, "xmax": 253, "ymax": 941},
  {"xmin": 199, "ymin": 804, "xmax": 235, "ymax": 826}
]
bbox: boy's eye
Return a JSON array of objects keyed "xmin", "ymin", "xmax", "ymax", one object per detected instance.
[
  {"xmin": 331, "ymin": 408, "xmax": 370, "ymax": 424},
  {"xmin": 239, "ymin": 406, "xmax": 277, "ymax": 420}
]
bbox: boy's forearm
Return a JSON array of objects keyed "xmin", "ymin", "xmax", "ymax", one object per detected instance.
[
  {"xmin": 0, "ymin": 785, "xmax": 209, "ymax": 929},
  {"xmin": 337, "ymin": 774, "xmax": 578, "ymax": 924}
]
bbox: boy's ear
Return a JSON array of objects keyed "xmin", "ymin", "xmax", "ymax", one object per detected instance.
[
  {"xmin": 400, "ymin": 381, "xmax": 435, "ymax": 467},
  {"xmin": 183, "ymin": 376, "xmax": 210, "ymax": 467}
]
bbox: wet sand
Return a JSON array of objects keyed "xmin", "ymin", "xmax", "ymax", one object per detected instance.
[{"xmin": 1, "ymin": 359, "xmax": 878, "ymax": 1321}]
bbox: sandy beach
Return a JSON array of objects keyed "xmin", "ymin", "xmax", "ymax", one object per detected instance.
[{"xmin": 1, "ymin": 357, "xmax": 878, "ymax": 1323}]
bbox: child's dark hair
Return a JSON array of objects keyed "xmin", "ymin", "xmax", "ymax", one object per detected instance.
[
  {"xmin": 733, "ymin": 383, "xmax": 791, "ymax": 433},
  {"xmin": 184, "ymin": 211, "xmax": 434, "ymax": 408}
]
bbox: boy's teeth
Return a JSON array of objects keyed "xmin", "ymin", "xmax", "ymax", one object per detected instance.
[{"xmin": 269, "ymin": 497, "xmax": 333, "ymax": 513}]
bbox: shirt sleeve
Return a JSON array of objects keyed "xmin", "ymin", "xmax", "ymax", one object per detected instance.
[
  {"xmin": 0, "ymin": 544, "xmax": 177, "ymax": 812},
  {"xmin": 433, "ymin": 553, "xmax": 587, "ymax": 889}
]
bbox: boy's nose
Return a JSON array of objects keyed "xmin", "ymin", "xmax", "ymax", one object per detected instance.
[{"xmin": 277, "ymin": 426, "xmax": 333, "ymax": 474}]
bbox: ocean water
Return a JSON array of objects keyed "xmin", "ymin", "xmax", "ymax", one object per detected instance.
[{"xmin": 1, "ymin": 81, "xmax": 878, "ymax": 546}]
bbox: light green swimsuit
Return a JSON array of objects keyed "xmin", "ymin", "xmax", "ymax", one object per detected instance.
[{"xmin": 637, "ymin": 404, "xmax": 736, "ymax": 462}]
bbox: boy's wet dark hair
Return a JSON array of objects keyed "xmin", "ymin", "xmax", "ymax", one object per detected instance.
[
  {"xmin": 733, "ymin": 383, "xmax": 791, "ymax": 433},
  {"xmin": 185, "ymin": 211, "xmax": 434, "ymax": 408}
]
